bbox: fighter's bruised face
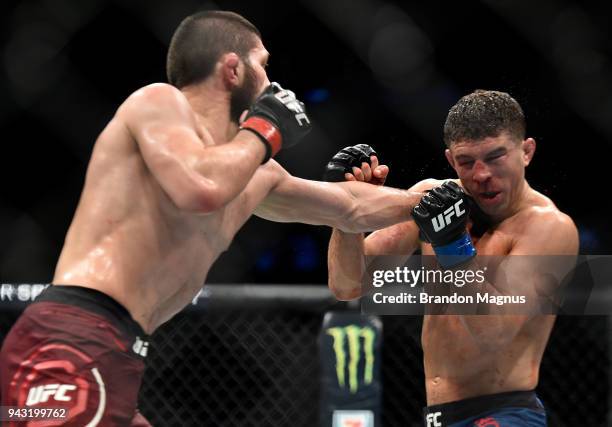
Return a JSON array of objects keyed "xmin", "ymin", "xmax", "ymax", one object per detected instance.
[
  {"xmin": 445, "ymin": 132, "xmax": 535, "ymax": 219},
  {"xmin": 230, "ymin": 41, "xmax": 270, "ymax": 124}
]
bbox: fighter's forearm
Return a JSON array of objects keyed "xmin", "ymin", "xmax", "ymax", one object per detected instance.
[
  {"xmin": 333, "ymin": 182, "xmax": 422, "ymax": 233},
  {"xmin": 327, "ymin": 229, "xmax": 366, "ymax": 300},
  {"xmin": 258, "ymin": 177, "xmax": 423, "ymax": 232}
]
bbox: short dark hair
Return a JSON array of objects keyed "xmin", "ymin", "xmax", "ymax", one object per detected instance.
[
  {"xmin": 167, "ymin": 11, "xmax": 261, "ymax": 88},
  {"xmin": 443, "ymin": 90, "xmax": 526, "ymax": 147}
]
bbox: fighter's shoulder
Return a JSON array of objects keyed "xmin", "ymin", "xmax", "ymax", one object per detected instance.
[
  {"xmin": 407, "ymin": 178, "xmax": 451, "ymax": 192},
  {"xmin": 117, "ymin": 83, "xmax": 193, "ymax": 120},
  {"xmin": 127, "ymin": 83, "xmax": 187, "ymax": 106},
  {"xmin": 516, "ymin": 191, "xmax": 577, "ymax": 238}
]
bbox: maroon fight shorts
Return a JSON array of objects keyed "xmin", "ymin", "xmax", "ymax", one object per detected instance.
[{"xmin": 0, "ymin": 285, "xmax": 151, "ymax": 426}]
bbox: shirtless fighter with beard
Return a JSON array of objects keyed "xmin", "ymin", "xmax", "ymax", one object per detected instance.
[{"xmin": 0, "ymin": 11, "xmax": 424, "ymax": 426}]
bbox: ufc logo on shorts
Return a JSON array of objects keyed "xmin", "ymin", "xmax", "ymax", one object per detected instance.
[
  {"xmin": 425, "ymin": 411, "xmax": 442, "ymax": 427},
  {"xmin": 132, "ymin": 336, "xmax": 149, "ymax": 357},
  {"xmin": 275, "ymin": 91, "xmax": 310, "ymax": 126},
  {"xmin": 26, "ymin": 384, "xmax": 77, "ymax": 405},
  {"xmin": 431, "ymin": 199, "xmax": 465, "ymax": 232}
]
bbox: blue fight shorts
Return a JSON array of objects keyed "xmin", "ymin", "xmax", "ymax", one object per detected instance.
[{"xmin": 423, "ymin": 390, "xmax": 546, "ymax": 426}]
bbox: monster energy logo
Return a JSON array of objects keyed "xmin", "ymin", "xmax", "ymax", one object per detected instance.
[{"xmin": 326, "ymin": 325, "xmax": 376, "ymax": 394}]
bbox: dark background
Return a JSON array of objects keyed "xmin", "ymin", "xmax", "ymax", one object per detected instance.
[{"xmin": 0, "ymin": 0, "xmax": 610, "ymax": 283}]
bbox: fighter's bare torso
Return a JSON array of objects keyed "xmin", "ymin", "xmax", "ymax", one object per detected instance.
[
  {"xmin": 53, "ymin": 86, "xmax": 282, "ymax": 333},
  {"xmin": 420, "ymin": 185, "xmax": 561, "ymax": 404},
  {"xmin": 52, "ymin": 80, "xmax": 422, "ymax": 334}
]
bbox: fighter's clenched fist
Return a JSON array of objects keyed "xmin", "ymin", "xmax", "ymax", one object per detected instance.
[
  {"xmin": 412, "ymin": 181, "xmax": 476, "ymax": 268},
  {"xmin": 240, "ymin": 82, "xmax": 311, "ymax": 162},
  {"xmin": 324, "ymin": 144, "xmax": 388, "ymax": 185}
]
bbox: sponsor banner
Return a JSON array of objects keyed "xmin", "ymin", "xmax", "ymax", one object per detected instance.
[
  {"xmin": 0, "ymin": 284, "xmax": 48, "ymax": 303},
  {"xmin": 320, "ymin": 312, "xmax": 382, "ymax": 426},
  {"xmin": 332, "ymin": 410, "xmax": 375, "ymax": 427}
]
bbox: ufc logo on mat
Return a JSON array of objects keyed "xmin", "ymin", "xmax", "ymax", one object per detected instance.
[
  {"xmin": 425, "ymin": 411, "xmax": 442, "ymax": 427},
  {"xmin": 26, "ymin": 384, "xmax": 77, "ymax": 405},
  {"xmin": 431, "ymin": 199, "xmax": 465, "ymax": 232}
]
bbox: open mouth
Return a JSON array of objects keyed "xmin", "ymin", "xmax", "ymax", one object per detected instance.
[{"xmin": 480, "ymin": 191, "xmax": 501, "ymax": 200}]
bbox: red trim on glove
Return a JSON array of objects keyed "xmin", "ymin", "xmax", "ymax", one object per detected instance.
[{"xmin": 240, "ymin": 117, "xmax": 282, "ymax": 157}]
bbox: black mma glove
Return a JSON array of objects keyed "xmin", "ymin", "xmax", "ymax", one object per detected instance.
[
  {"xmin": 239, "ymin": 82, "xmax": 312, "ymax": 163},
  {"xmin": 465, "ymin": 194, "xmax": 492, "ymax": 239},
  {"xmin": 412, "ymin": 181, "xmax": 476, "ymax": 268},
  {"xmin": 323, "ymin": 144, "xmax": 377, "ymax": 182}
]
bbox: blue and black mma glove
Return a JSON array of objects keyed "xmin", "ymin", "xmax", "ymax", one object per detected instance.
[{"xmin": 412, "ymin": 181, "xmax": 476, "ymax": 269}]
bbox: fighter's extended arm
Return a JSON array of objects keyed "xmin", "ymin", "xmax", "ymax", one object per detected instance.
[
  {"xmin": 327, "ymin": 179, "xmax": 440, "ymax": 300},
  {"xmin": 120, "ymin": 83, "xmax": 310, "ymax": 213},
  {"xmin": 254, "ymin": 162, "xmax": 423, "ymax": 233}
]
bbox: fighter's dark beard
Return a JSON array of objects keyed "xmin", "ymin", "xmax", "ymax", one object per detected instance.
[{"xmin": 229, "ymin": 62, "xmax": 259, "ymax": 124}]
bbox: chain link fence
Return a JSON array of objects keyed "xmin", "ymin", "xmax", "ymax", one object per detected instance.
[{"xmin": 0, "ymin": 285, "xmax": 608, "ymax": 426}]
